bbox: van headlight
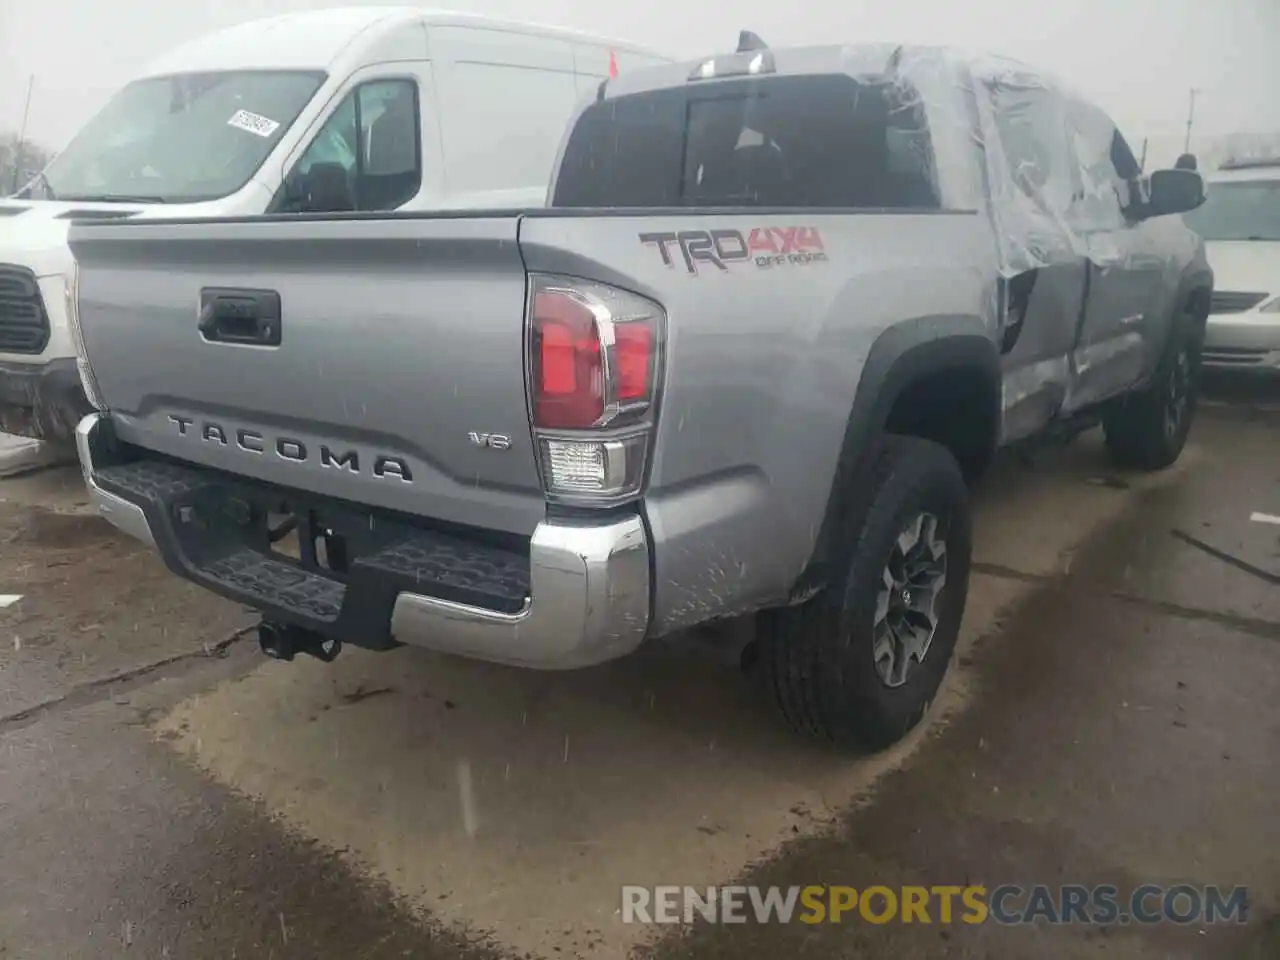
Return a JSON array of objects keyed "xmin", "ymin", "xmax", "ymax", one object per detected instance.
[{"xmin": 64, "ymin": 266, "xmax": 105, "ymax": 410}]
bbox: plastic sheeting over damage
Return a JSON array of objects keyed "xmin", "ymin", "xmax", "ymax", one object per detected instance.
[{"xmin": 848, "ymin": 44, "xmax": 1147, "ymax": 278}]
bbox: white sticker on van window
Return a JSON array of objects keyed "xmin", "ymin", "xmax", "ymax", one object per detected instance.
[{"xmin": 227, "ymin": 109, "xmax": 281, "ymax": 138}]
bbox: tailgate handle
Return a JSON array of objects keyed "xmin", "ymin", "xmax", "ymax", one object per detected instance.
[{"xmin": 198, "ymin": 288, "xmax": 282, "ymax": 346}]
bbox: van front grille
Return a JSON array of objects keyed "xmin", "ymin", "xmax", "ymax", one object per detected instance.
[{"xmin": 0, "ymin": 265, "xmax": 50, "ymax": 354}]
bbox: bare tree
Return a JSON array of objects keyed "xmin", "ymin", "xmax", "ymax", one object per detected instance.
[{"xmin": 0, "ymin": 132, "xmax": 54, "ymax": 196}]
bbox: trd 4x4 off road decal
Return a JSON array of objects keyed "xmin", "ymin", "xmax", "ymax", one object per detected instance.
[{"xmin": 639, "ymin": 227, "xmax": 828, "ymax": 274}]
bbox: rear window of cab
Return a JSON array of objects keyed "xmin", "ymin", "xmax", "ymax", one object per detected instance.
[{"xmin": 552, "ymin": 74, "xmax": 941, "ymax": 210}]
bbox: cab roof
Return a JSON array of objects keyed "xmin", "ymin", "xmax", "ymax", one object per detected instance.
[
  {"xmin": 136, "ymin": 6, "xmax": 662, "ymax": 78},
  {"xmin": 598, "ymin": 40, "xmax": 1054, "ymax": 101}
]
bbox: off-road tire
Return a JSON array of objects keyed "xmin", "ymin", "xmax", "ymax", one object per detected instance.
[
  {"xmin": 1102, "ymin": 309, "xmax": 1203, "ymax": 471},
  {"xmin": 756, "ymin": 435, "xmax": 972, "ymax": 752}
]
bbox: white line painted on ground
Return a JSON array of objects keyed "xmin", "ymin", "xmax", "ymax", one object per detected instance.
[
  {"xmin": 1250, "ymin": 512, "xmax": 1280, "ymax": 526},
  {"xmin": 0, "ymin": 595, "xmax": 22, "ymax": 607}
]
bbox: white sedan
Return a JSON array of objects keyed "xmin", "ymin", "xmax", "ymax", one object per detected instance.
[{"xmin": 1183, "ymin": 159, "xmax": 1280, "ymax": 373}]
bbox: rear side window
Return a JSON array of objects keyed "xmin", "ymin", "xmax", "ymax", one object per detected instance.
[{"xmin": 553, "ymin": 74, "xmax": 940, "ymax": 209}]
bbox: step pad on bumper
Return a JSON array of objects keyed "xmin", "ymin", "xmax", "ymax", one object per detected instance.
[
  {"xmin": 95, "ymin": 459, "xmax": 210, "ymax": 502},
  {"xmin": 360, "ymin": 536, "xmax": 530, "ymax": 611},
  {"xmin": 92, "ymin": 458, "xmax": 533, "ymax": 640},
  {"xmin": 204, "ymin": 549, "xmax": 346, "ymax": 621}
]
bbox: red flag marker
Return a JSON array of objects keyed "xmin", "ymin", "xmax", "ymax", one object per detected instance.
[{"xmin": 609, "ymin": 50, "xmax": 619, "ymax": 78}]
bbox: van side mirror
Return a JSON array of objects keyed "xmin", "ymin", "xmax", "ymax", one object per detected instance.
[
  {"xmin": 1147, "ymin": 168, "xmax": 1205, "ymax": 217},
  {"xmin": 297, "ymin": 162, "xmax": 355, "ymax": 214}
]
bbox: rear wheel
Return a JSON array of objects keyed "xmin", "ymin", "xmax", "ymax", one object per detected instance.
[
  {"xmin": 756, "ymin": 435, "xmax": 972, "ymax": 751},
  {"xmin": 1103, "ymin": 310, "xmax": 1203, "ymax": 471}
]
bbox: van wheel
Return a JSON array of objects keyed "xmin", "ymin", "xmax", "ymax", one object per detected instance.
[
  {"xmin": 1102, "ymin": 311, "xmax": 1202, "ymax": 471},
  {"xmin": 757, "ymin": 435, "xmax": 972, "ymax": 751}
]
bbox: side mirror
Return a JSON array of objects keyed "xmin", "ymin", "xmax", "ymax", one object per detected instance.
[
  {"xmin": 1147, "ymin": 168, "xmax": 1205, "ymax": 217},
  {"xmin": 297, "ymin": 162, "xmax": 355, "ymax": 213}
]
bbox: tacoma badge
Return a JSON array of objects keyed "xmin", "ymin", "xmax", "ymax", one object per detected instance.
[{"xmin": 167, "ymin": 414, "xmax": 413, "ymax": 482}]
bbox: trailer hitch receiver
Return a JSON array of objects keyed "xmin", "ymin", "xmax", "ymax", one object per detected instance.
[{"xmin": 258, "ymin": 620, "xmax": 342, "ymax": 663}]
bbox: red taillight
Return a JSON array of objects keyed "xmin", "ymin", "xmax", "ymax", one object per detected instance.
[
  {"xmin": 530, "ymin": 280, "xmax": 658, "ymax": 430},
  {"xmin": 532, "ymin": 290, "xmax": 603, "ymax": 428},
  {"xmin": 527, "ymin": 275, "xmax": 664, "ymax": 504},
  {"xmin": 615, "ymin": 323, "xmax": 653, "ymax": 402}
]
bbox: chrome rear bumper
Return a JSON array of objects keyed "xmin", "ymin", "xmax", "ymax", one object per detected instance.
[{"xmin": 75, "ymin": 412, "xmax": 651, "ymax": 669}]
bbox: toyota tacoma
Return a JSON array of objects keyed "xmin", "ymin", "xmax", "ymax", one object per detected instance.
[{"xmin": 66, "ymin": 38, "xmax": 1212, "ymax": 750}]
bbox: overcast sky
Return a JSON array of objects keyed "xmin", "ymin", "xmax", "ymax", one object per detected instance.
[{"xmin": 2, "ymin": 0, "xmax": 1277, "ymax": 162}]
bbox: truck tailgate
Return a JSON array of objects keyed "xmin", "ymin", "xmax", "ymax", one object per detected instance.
[{"xmin": 69, "ymin": 216, "xmax": 546, "ymax": 536}]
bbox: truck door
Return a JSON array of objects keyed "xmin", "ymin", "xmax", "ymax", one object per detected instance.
[
  {"xmin": 979, "ymin": 78, "xmax": 1086, "ymax": 443},
  {"xmin": 1062, "ymin": 106, "xmax": 1167, "ymax": 410}
]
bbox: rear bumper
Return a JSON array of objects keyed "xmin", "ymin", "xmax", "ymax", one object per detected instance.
[
  {"xmin": 76, "ymin": 413, "xmax": 652, "ymax": 669},
  {"xmin": 0, "ymin": 357, "xmax": 92, "ymax": 441}
]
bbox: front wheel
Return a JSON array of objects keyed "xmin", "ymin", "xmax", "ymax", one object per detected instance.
[
  {"xmin": 756, "ymin": 435, "xmax": 972, "ymax": 751},
  {"xmin": 1103, "ymin": 312, "xmax": 1203, "ymax": 471}
]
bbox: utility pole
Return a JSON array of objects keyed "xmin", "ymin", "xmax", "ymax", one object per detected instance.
[
  {"xmin": 10, "ymin": 75, "xmax": 35, "ymax": 195},
  {"xmin": 1183, "ymin": 88, "xmax": 1198, "ymax": 155},
  {"xmin": 1139, "ymin": 137, "xmax": 1148, "ymax": 172}
]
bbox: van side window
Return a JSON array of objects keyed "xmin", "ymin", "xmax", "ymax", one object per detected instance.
[{"xmin": 280, "ymin": 78, "xmax": 421, "ymax": 213}]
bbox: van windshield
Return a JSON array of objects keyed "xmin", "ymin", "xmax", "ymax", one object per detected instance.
[
  {"xmin": 1182, "ymin": 179, "xmax": 1280, "ymax": 242},
  {"xmin": 37, "ymin": 70, "xmax": 325, "ymax": 204}
]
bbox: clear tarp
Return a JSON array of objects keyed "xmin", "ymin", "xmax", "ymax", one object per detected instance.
[{"xmin": 850, "ymin": 44, "xmax": 1145, "ymax": 278}]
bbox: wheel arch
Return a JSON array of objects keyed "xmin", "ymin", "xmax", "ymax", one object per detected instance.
[{"xmin": 790, "ymin": 314, "xmax": 1001, "ymax": 601}]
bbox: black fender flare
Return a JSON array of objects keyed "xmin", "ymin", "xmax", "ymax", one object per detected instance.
[
  {"xmin": 791, "ymin": 315, "xmax": 1001, "ymax": 600},
  {"xmin": 1155, "ymin": 266, "xmax": 1213, "ymax": 363},
  {"xmin": 1176, "ymin": 266, "xmax": 1214, "ymax": 323}
]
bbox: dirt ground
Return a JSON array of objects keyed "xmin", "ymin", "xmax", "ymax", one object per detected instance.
[{"xmin": 0, "ymin": 384, "xmax": 1277, "ymax": 959}]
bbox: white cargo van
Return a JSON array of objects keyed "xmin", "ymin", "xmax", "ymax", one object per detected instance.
[{"xmin": 0, "ymin": 6, "xmax": 671, "ymax": 441}]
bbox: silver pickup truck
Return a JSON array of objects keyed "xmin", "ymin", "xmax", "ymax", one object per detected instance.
[{"xmin": 67, "ymin": 38, "xmax": 1212, "ymax": 751}]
